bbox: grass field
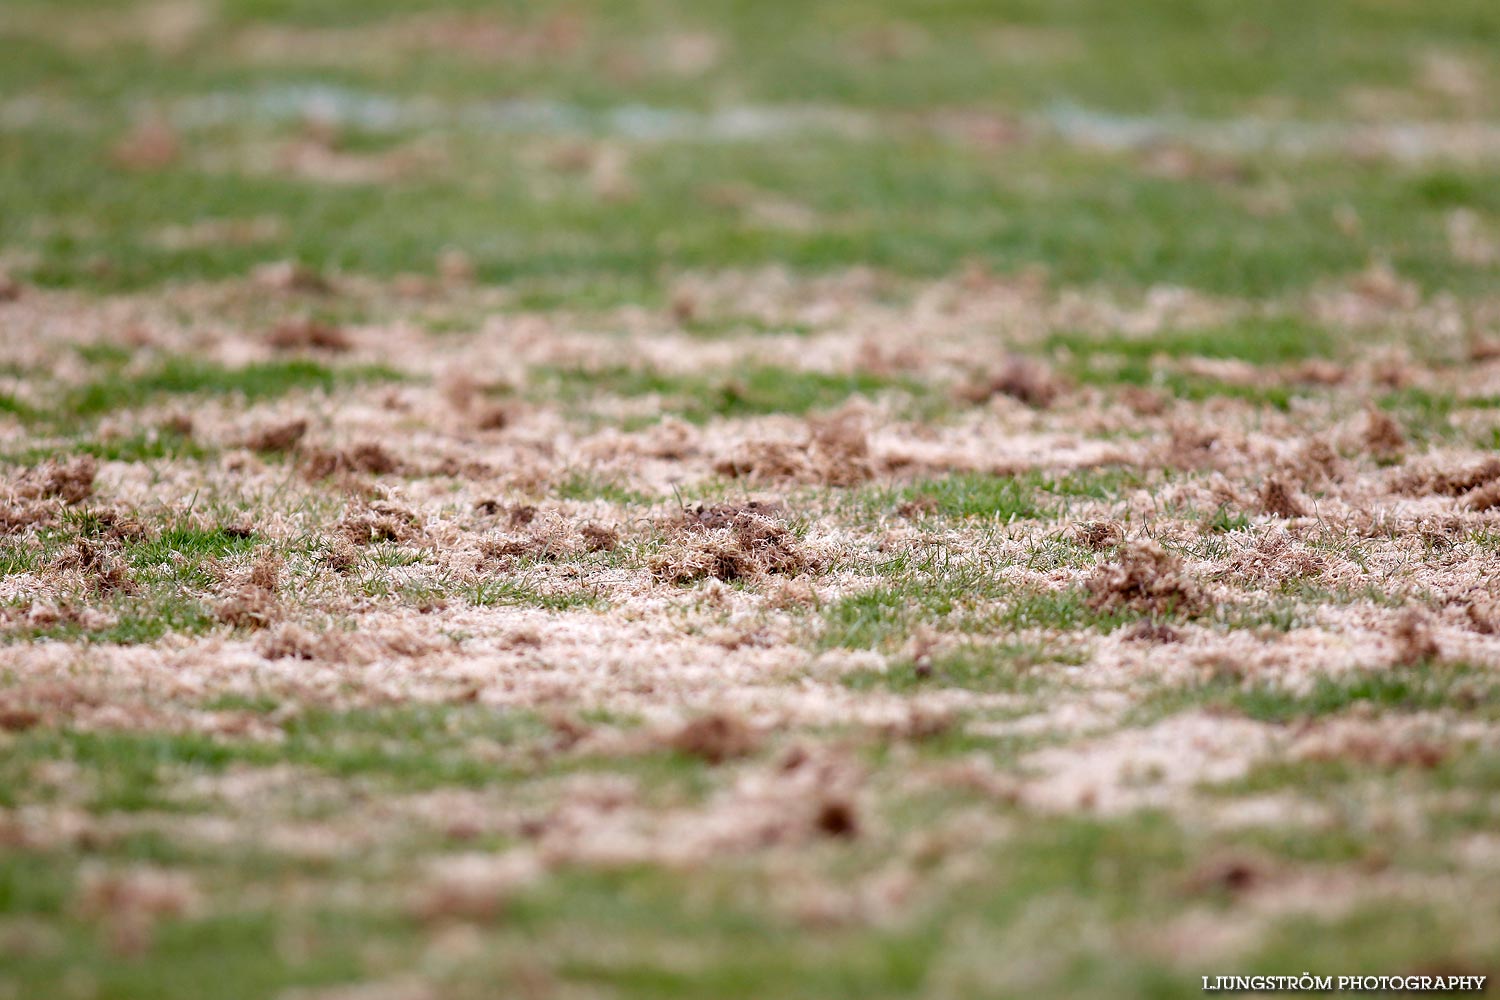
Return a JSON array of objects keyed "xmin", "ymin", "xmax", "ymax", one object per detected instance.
[{"xmin": 4, "ymin": 1, "xmax": 1500, "ymax": 997}]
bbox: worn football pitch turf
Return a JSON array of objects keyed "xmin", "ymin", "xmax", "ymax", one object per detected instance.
[{"xmin": 4, "ymin": 2, "xmax": 1500, "ymax": 997}]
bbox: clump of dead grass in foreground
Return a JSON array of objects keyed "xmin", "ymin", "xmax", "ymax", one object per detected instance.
[
  {"xmin": 651, "ymin": 502, "xmax": 821, "ymax": 584},
  {"xmin": 58, "ymin": 539, "xmax": 134, "ymax": 594},
  {"xmin": 214, "ymin": 553, "xmax": 282, "ymax": 630},
  {"xmin": 1085, "ymin": 539, "xmax": 1202, "ymax": 617}
]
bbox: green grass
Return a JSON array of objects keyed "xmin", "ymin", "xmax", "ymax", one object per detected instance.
[
  {"xmin": 1047, "ymin": 316, "xmax": 1340, "ymax": 369},
  {"xmin": 127, "ymin": 524, "xmax": 260, "ymax": 572},
  {"xmin": 2, "ymin": 124, "xmax": 1498, "ymax": 301},
  {"xmin": 552, "ymin": 470, "xmax": 656, "ymax": 505},
  {"xmin": 5, "ymin": 2, "xmax": 1500, "ymax": 996},
  {"xmin": 536, "ymin": 364, "xmax": 924, "ymax": 422},
  {"xmin": 49, "ymin": 357, "xmax": 402, "ymax": 424},
  {"xmin": 1188, "ymin": 662, "xmax": 1500, "ymax": 724},
  {"xmin": 1042, "ymin": 317, "xmax": 1346, "ymax": 405},
  {"xmin": 818, "ymin": 572, "xmax": 1140, "ymax": 651},
  {"xmin": 889, "ymin": 469, "xmax": 1140, "ymax": 520},
  {"xmin": 1378, "ymin": 387, "xmax": 1500, "ymax": 442},
  {"xmin": 71, "ymin": 429, "xmax": 215, "ymax": 463},
  {"xmin": 841, "ymin": 641, "xmax": 1078, "ymax": 694},
  {"xmin": 465, "ymin": 578, "xmax": 606, "ymax": 611},
  {"xmin": 2, "ymin": 520, "xmax": 264, "ymax": 645}
]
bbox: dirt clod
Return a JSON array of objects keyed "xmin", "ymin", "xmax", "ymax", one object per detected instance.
[
  {"xmin": 667, "ymin": 712, "xmax": 761, "ymax": 764},
  {"xmin": 958, "ymin": 356, "xmax": 1063, "ymax": 409},
  {"xmin": 242, "ymin": 419, "xmax": 308, "ymax": 453},
  {"xmin": 1259, "ymin": 476, "xmax": 1309, "ymax": 518},
  {"xmin": 266, "ymin": 318, "xmax": 352, "ymax": 353}
]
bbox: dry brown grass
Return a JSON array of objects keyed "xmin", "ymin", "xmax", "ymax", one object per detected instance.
[
  {"xmin": 651, "ymin": 503, "xmax": 819, "ymax": 583},
  {"xmin": 1085, "ymin": 539, "xmax": 1202, "ymax": 617}
]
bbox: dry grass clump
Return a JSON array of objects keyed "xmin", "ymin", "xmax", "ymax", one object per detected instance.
[
  {"xmin": 258, "ymin": 622, "xmax": 349, "ymax": 662},
  {"xmin": 252, "ymin": 260, "xmax": 331, "ymax": 295},
  {"xmin": 1218, "ymin": 531, "xmax": 1326, "ymax": 587},
  {"xmin": 713, "ymin": 440, "xmax": 808, "ymax": 481},
  {"xmin": 1291, "ymin": 359, "xmax": 1347, "ymax": 386},
  {"xmin": 1293, "ymin": 438, "xmax": 1341, "ymax": 487},
  {"xmin": 1395, "ymin": 457, "xmax": 1500, "ymax": 497},
  {"xmin": 58, "ymin": 539, "xmax": 134, "ymax": 594},
  {"xmin": 74, "ymin": 864, "xmax": 199, "ymax": 957},
  {"xmin": 1258, "ymin": 475, "xmax": 1309, "ymax": 518},
  {"xmin": 214, "ymin": 553, "xmax": 282, "ymax": 630},
  {"xmin": 110, "ymin": 116, "xmax": 180, "ymax": 172},
  {"xmin": 805, "ymin": 414, "xmax": 875, "ymax": 486},
  {"xmin": 1463, "ymin": 595, "xmax": 1500, "ymax": 635},
  {"xmin": 1160, "ymin": 423, "xmax": 1223, "ymax": 471},
  {"xmin": 1464, "ymin": 481, "xmax": 1500, "ymax": 511},
  {"xmin": 0, "ymin": 269, "xmax": 23, "ymax": 302},
  {"xmin": 956, "ymin": 355, "xmax": 1063, "ymax": 409},
  {"xmin": 440, "ymin": 372, "xmax": 516, "ymax": 430},
  {"xmin": 580, "ymin": 522, "xmax": 620, "ymax": 552},
  {"xmin": 476, "ymin": 511, "xmax": 615, "ymax": 566},
  {"xmin": 412, "ymin": 851, "xmax": 542, "ymax": 924},
  {"xmin": 256, "ymin": 621, "xmax": 438, "ymax": 664},
  {"xmin": 82, "ymin": 507, "xmax": 148, "ymax": 544},
  {"xmin": 241, "ymin": 418, "xmax": 308, "ymax": 453},
  {"xmin": 0, "ymin": 704, "xmax": 42, "ymax": 732},
  {"xmin": 13, "ymin": 456, "xmax": 98, "ymax": 505},
  {"xmin": 1183, "ymin": 853, "xmax": 1271, "ymax": 896},
  {"xmin": 666, "ymin": 711, "xmax": 761, "ymax": 764},
  {"xmin": 266, "ymin": 318, "xmax": 352, "ymax": 353},
  {"xmin": 0, "ymin": 680, "xmax": 101, "ymax": 731},
  {"xmin": 1363, "ymin": 408, "xmax": 1406, "ymax": 460},
  {"xmin": 1123, "ymin": 621, "xmax": 1181, "ymax": 644},
  {"xmin": 714, "ymin": 414, "xmax": 873, "ymax": 486},
  {"xmin": 651, "ymin": 503, "xmax": 819, "ymax": 584},
  {"xmin": 1391, "ymin": 608, "xmax": 1440, "ymax": 666},
  {"xmin": 1072, "ymin": 519, "xmax": 1124, "ymax": 551},
  {"xmin": 301, "ymin": 442, "xmax": 404, "ymax": 480},
  {"xmin": 337, "ymin": 501, "xmax": 422, "ymax": 545},
  {"xmin": 1, "ymin": 500, "xmax": 57, "ymax": 535},
  {"xmin": 1085, "ymin": 539, "xmax": 1201, "ymax": 616},
  {"xmin": 1293, "ymin": 719, "xmax": 1448, "ymax": 770}
]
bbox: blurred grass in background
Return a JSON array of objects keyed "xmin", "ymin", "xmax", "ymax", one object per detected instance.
[{"xmin": 1, "ymin": 0, "xmax": 1498, "ymax": 300}]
